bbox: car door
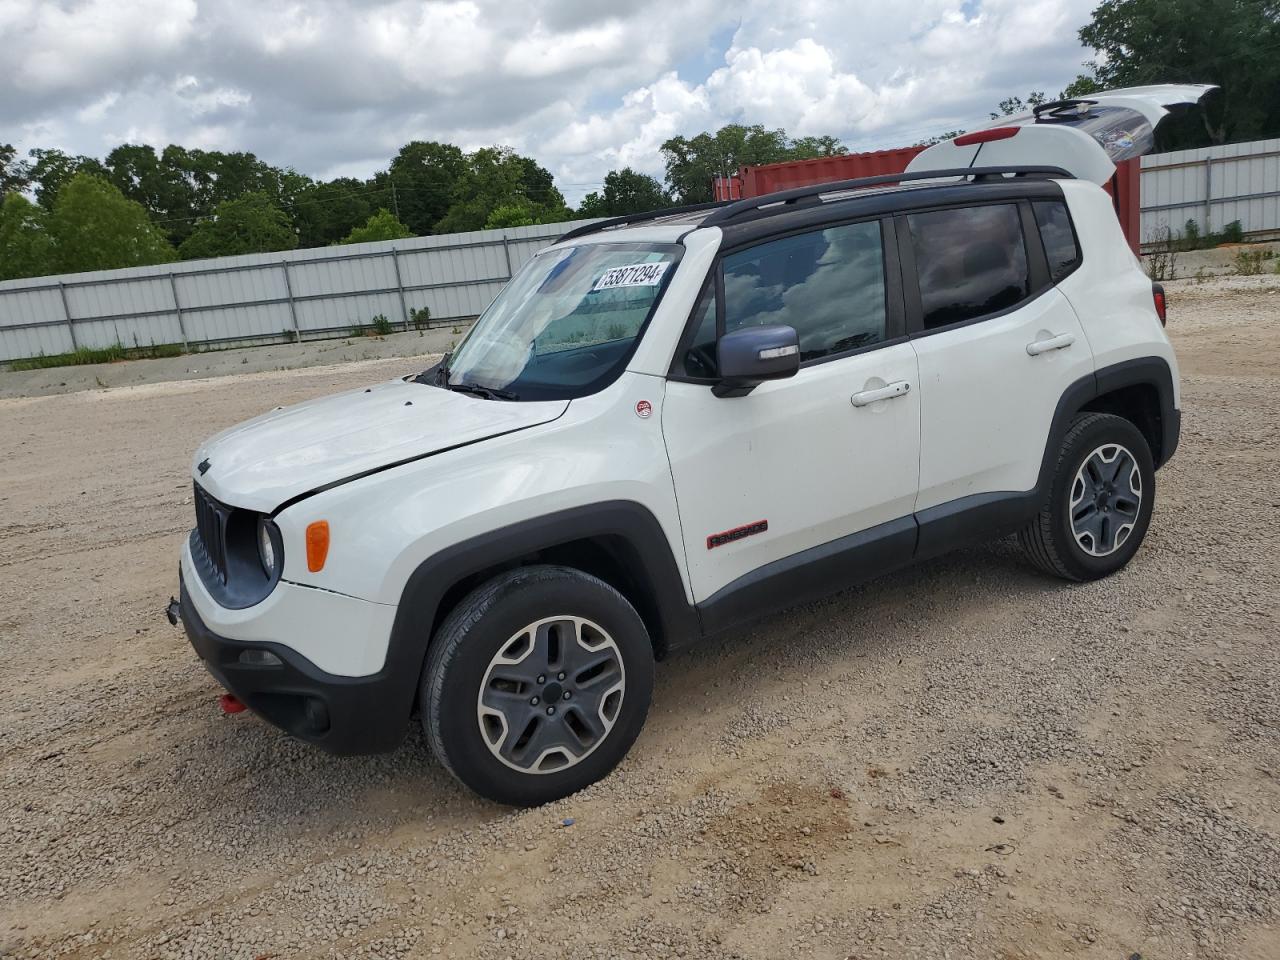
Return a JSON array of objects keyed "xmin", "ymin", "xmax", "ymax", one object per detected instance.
[
  {"xmin": 900, "ymin": 200, "xmax": 1094, "ymax": 552},
  {"xmin": 661, "ymin": 217, "xmax": 921, "ymax": 619}
]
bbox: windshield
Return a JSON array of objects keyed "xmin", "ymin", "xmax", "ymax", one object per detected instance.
[{"xmin": 442, "ymin": 241, "xmax": 682, "ymax": 401}]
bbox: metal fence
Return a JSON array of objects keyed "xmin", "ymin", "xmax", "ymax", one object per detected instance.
[
  {"xmin": 0, "ymin": 219, "xmax": 598, "ymax": 364},
  {"xmin": 1140, "ymin": 137, "xmax": 1280, "ymax": 245},
  {"xmin": 6, "ymin": 139, "xmax": 1280, "ymax": 363}
]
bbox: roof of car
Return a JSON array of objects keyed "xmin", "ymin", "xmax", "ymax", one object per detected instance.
[{"xmin": 556, "ymin": 167, "xmax": 1074, "ymax": 249}]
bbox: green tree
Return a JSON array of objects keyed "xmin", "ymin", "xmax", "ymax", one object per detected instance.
[
  {"xmin": 1076, "ymin": 0, "xmax": 1280, "ymax": 146},
  {"xmin": 46, "ymin": 174, "xmax": 176, "ymax": 273},
  {"xmin": 0, "ymin": 193, "xmax": 55, "ymax": 280},
  {"xmin": 660, "ymin": 124, "xmax": 846, "ymax": 203},
  {"xmin": 1061, "ymin": 74, "xmax": 1104, "ymax": 99},
  {"xmin": 662, "ymin": 125, "xmax": 789, "ymax": 203},
  {"xmin": 484, "ymin": 202, "xmax": 539, "ymax": 229},
  {"xmin": 1, "ymin": 144, "xmax": 31, "ymax": 197},
  {"xmin": 340, "ymin": 208, "xmax": 414, "ymax": 244},
  {"xmin": 293, "ymin": 177, "xmax": 377, "ymax": 247},
  {"xmin": 178, "ymin": 192, "xmax": 297, "ymax": 260},
  {"xmin": 28, "ymin": 148, "xmax": 108, "ymax": 208},
  {"xmin": 991, "ymin": 91, "xmax": 1048, "ymax": 119},
  {"xmin": 790, "ymin": 135, "xmax": 848, "ymax": 158},
  {"xmin": 578, "ymin": 168, "xmax": 670, "ymax": 218},
  {"xmin": 374, "ymin": 141, "xmax": 468, "ymax": 236},
  {"xmin": 436, "ymin": 147, "xmax": 569, "ymax": 233},
  {"xmin": 915, "ymin": 130, "xmax": 967, "ymax": 147}
]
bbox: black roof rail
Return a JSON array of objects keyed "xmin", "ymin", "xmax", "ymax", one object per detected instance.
[
  {"xmin": 555, "ymin": 199, "xmax": 732, "ymax": 243},
  {"xmin": 700, "ymin": 165, "xmax": 1074, "ymax": 227}
]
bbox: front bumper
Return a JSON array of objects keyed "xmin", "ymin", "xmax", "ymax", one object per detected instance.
[{"xmin": 176, "ymin": 577, "xmax": 411, "ymax": 755}]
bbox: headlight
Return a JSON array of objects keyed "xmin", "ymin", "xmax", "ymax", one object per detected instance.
[{"xmin": 257, "ymin": 519, "xmax": 278, "ymax": 576}]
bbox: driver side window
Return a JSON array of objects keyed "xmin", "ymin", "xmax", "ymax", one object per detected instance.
[{"xmin": 677, "ymin": 219, "xmax": 888, "ymax": 379}]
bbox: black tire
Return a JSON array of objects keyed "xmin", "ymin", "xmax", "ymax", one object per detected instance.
[
  {"xmin": 421, "ymin": 564, "xmax": 655, "ymax": 806},
  {"xmin": 1018, "ymin": 412, "xmax": 1156, "ymax": 582}
]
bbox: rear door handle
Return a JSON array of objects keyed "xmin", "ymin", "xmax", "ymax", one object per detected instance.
[
  {"xmin": 1026, "ymin": 333, "xmax": 1075, "ymax": 356},
  {"xmin": 851, "ymin": 380, "xmax": 911, "ymax": 407}
]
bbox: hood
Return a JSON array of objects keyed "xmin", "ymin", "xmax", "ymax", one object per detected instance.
[
  {"xmin": 907, "ymin": 83, "xmax": 1217, "ymax": 185},
  {"xmin": 193, "ymin": 378, "xmax": 568, "ymax": 512}
]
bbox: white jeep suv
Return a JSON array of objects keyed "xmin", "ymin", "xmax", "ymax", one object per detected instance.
[{"xmin": 172, "ymin": 159, "xmax": 1180, "ymax": 805}]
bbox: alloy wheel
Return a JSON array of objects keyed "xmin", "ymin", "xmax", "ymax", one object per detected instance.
[
  {"xmin": 1069, "ymin": 442, "xmax": 1142, "ymax": 557},
  {"xmin": 476, "ymin": 616, "xmax": 625, "ymax": 774}
]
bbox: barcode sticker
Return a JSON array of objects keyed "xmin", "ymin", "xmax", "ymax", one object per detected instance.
[{"xmin": 592, "ymin": 261, "xmax": 670, "ymax": 291}]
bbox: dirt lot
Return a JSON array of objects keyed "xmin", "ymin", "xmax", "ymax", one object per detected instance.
[{"xmin": 1, "ymin": 277, "xmax": 1277, "ymax": 960}]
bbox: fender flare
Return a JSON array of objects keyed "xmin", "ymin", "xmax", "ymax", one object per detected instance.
[
  {"xmin": 376, "ymin": 501, "xmax": 699, "ymax": 732},
  {"xmin": 1044, "ymin": 356, "xmax": 1180, "ymax": 484}
]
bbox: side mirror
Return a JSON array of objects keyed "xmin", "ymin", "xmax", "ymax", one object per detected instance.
[{"xmin": 713, "ymin": 325, "xmax": 801, "ymax": 398}]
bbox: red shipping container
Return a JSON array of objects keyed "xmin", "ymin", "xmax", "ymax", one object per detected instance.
[{"xmin": 737, "ymin": 146, "xmax": 926, "ymax": 197}]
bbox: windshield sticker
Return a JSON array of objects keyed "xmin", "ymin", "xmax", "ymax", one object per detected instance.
[{"xmin": 592, "ymin": 261, "xmax": 670, "ymax": 291}]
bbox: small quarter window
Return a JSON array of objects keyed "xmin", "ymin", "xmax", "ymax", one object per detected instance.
[
  {"xmin": 680, "ymin": 281, "xmax": 719, "ymax": 378},
  {"xmin": 1033, "ymin": 200, "xmax": 1081, "ymax": 282},
  {"xmin": 907, "ymin": 205, "xmax": 1030, "ymax": 330},
  {"xmin": 721, "ymin": 220, "xmax": 887, "ymax": 362}
]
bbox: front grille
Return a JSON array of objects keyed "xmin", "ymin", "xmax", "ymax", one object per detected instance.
[{"xmin": 193, "ymin": 483, "xmax": 230, "ymax": 584}]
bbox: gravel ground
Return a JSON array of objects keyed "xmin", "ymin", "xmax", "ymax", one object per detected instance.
[{"xmin": 0, "ymin": 276, "xmax": 1276, "ymax": 959}]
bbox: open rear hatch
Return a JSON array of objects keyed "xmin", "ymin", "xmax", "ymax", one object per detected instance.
[{"xmin": 907, "ymin": 84, "xmax": 1218, "ymax": 184}]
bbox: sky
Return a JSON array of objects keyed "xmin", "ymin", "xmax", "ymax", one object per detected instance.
[{"xmin": 1, "ymin": 0, "xmax": 1102, "ymax": 205}]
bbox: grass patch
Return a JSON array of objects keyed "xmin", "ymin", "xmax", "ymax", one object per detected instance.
[
  {"xmin": 9, "ymin": 341, "xmax": 185, "ymax": 371},
  {"xmin": 349, "ymin": 313, "xmax": 396, "ymax": 338}
]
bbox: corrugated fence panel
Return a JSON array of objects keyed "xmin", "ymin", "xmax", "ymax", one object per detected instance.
[
  {"xmin": 177, "ymin": 264, "xmax": 288, "ymax": 311},
  {"xmin": 0, "ymin": 286, "xmax": 75, "ymax": 361},
  {"xmin": 297, "ymin": 293, "xmax": 405, "ymax": 332},
  {"xmin": 76, "ymin": 312, "xmax": 185, "ymax": 351},
  {"xmin": 65, "ymin": 276, "xmax": 172, "ymax": 324},
  {"xmin": 0, "ymin": 219, "xmax": 598, "ymax": 363},
  {"xmin": 288, "ymin": 253, "xmax": 398, "ymax": 299},
  {"xmin": 1141, "ymin": 138, "xmax": 1280, "ymax": 243},
  {"xmin": 0, "ymin": 317, "xmax": 75, "ymax": 360},
  {"xmin": 0, "ymin": 285, "xmax": 65, "ymax": 329},
  {"xmin": 398, "ymin": 244, "xmax": 509, "ymax": 291},
  {"xmin": 187, "ymin": 304, "xmax": 295, "ymax": 345}
]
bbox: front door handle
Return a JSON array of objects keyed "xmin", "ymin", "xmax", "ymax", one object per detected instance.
[
  {"xmin": 851, "ymin": 380, "xmax": 911, "ymax": 407},
  {"xmin": 1026, "ymin": 333, "xmax": 1075, "ymax": 356}
]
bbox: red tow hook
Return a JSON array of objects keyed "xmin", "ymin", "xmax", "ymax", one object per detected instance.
[{"xmin": 219, "ymin": 693, "xmax": 247, "ymax": 714}]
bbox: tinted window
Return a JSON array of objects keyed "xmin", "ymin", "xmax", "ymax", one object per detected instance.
[
  {"xmin": 680, "ymin": 281, "xmax": 719, "ymax": 378},
  {"xmin": 722, "ymin": 220, "xmax": 886, "ymax": 362},
  {"xmin": 1033, "ymin": 200, "xmax": 1081, "ymax": 282},
  {"xmin": 907, "ymin": 205, "xmax": 1029, "ymax": 330}
]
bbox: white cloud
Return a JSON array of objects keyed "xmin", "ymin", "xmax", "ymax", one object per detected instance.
[
  {"xmin": 1, "ymin": 0, "xmax": 1102, "ymax": 204},
  {"xmin": 6, "ymin": 0, "xmax": 197, "ymax": 95}
]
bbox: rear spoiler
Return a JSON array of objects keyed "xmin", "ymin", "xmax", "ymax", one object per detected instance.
[{"xmin": 907, "ymin": 84, "xmax": 1218, "ymax": 185}]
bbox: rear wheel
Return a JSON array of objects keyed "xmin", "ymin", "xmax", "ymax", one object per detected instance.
[
  {"xmin": 1018, "ymin": 412, "xmax": 1156, "ymax": 581},
  {"xmin": 421, "ymin": 565, "xmax": 654, "ymax": 806}
]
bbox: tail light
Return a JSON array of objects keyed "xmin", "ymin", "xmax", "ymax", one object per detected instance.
[{"xmin": 1152, "ymin": 284, "xmax": 1167, "ymax": 326}]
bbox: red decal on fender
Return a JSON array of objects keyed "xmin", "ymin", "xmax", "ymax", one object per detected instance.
[{"xmin": 707, "ymin": 520, "xmax": 768, "ymax": 550}]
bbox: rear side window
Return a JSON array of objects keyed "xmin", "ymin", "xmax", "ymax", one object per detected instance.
[
  {"xmin": 721, "ymin": 220, "xmax": 887, "ymax": 362},
  {"xmin": 907, "ymin": 205, "xmax": 1029, "ymax": 330},
  {"xmin": 1033, "ymin": 200, "xmax": 1081, "ymax": 282}
]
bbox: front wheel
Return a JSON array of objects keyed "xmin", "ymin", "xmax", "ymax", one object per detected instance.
[
  {"xmin": 421, "ymin": 565, "xmax": 654, "ymax": 806},
  {"xmin": 1018, "ymin": 412, "xmax": 1156, "ymax": 582}
]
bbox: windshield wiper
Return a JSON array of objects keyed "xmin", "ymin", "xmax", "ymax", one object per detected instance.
[
  {"xmin": 412, "ymin": 352, "xmax": 452, "ymax": 386},
  {"xmin": 444, "ymin": 381, "xmax": 520, "ymax": 402}
]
